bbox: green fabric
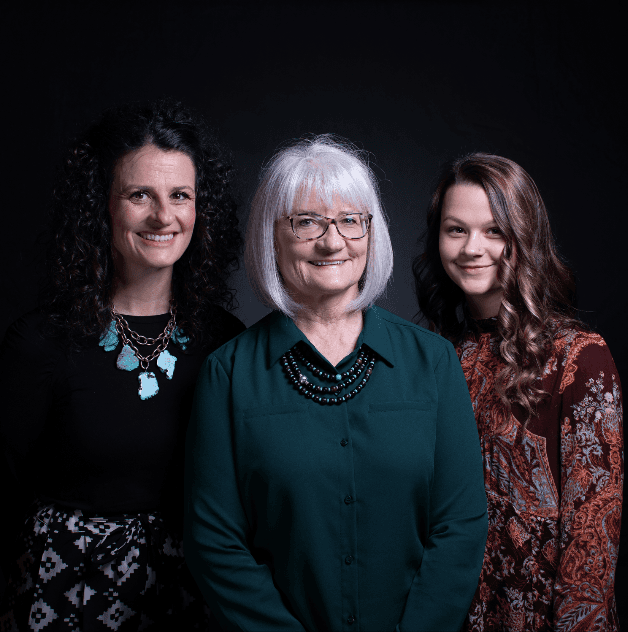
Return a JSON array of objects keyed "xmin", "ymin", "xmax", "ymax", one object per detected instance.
[{"xmin": 185, "ymin": 307, "xmax": 487, "ymax": 632}]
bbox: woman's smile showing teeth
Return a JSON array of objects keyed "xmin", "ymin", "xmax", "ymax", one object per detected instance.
[
  {"xmin": 140, "ymin": 232, "xmax": 175, "ymax": 242},
  {"xmin": 310, "ymin": 260, "xmax": 344, "ymax": 266}
]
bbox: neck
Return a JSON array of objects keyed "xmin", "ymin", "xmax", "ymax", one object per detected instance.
[
  {"xmin": 111, "ymin": 267, "xmax": 173, "ymax": 316},
  {"xmin": 293, "ymin": 300, "xmax": 364, "ymax": 367},
  {"xmin": 290, "ymin": 283, "xmax": 361, "ymax": 321},
  {"xmin": 466, "ymin": 292, "xmax": 502, "ymax": 320},
  {"xmin": 294, "ymin": 306, "xmax": 363, "ymax": 331}
]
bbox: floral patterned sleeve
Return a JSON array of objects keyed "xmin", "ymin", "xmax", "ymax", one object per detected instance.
[{"xmin": 554, "ymin": 333, "xmax": 623, "ymax": 632}]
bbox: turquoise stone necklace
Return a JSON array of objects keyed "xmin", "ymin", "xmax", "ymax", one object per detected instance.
[{"xmin": 99, "ymin": 304, "xmax": 189, "ymax": 400}]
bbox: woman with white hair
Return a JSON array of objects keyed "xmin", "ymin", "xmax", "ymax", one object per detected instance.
[{"xmin": 185, "ymin": 136, "xmax": 488, "ymax": 631}]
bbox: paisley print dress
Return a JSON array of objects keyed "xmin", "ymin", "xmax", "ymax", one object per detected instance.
[{"xmin": 458, "ymin": 321, "xmax": 623, "ymax": 632}]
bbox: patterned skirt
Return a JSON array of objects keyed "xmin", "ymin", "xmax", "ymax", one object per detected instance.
[{"xmin": 0, "ymin": 502, "xmax": 216, "ymax": 631}]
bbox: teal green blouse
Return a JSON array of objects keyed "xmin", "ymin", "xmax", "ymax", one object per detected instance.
[{"xmin": 185, "ymin": 307, "xmax": 487, "ymax": 632}]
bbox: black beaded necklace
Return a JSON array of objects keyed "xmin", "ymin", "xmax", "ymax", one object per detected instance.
[{"xmin": 281, "ymin": 344, "xmax": 376, "ymax": 405}]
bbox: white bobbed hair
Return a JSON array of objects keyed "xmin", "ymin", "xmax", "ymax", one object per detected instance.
[{"xmin": 245, "ymin": 135, "xmax": 393, "ymax": 318}]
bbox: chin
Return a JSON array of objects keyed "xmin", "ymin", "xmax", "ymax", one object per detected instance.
[
  {"xmin": 453, "ymin": 275, "xmax": 496, "ymax": 293},
  {"xmin": 296, "ymin": 282, "xmax": 360, "ymax": 302},
  {"xmin": 314, "ymin": 286, "xmax": 356, "ymax": 298},
  {"xmin": 460, "ymin": 284, "xmax": 494, "ymax": 296},
  {"xmin": 137, "ymin": 257, "xmax": 179, "ymax": 271}
]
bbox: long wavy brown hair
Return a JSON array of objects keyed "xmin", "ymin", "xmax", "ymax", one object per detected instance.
[{"xmin": 413, "ymin": 152, "xmax": 582, "ymax": 423}]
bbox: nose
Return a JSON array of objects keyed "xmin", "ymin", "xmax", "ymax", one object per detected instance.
[
  {"xmin": 151, "ymin": 198, "xmax": 174, "ymax": 226},
  {"xmin": 316, "ymin": 221, "xmax": 345, "ymax": 251},
  {"xmin": 461, "ymin": 230, "xmax": 485, "ymax": 255}
]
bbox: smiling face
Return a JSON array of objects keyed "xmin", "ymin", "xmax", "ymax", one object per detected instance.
[
  {"xmin": 439, "ymin": 183, "xmax": 506, "ymax": 318},
  {"xmin": 108, "ymin": 144, "xmax": 196, "ymax": 279},
  {"xmin": 274, "ymin": 191, "xmax": 369, "ymax": 309}
]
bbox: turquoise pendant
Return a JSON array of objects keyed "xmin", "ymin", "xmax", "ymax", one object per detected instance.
[
  {"xmin": 99, "ymin": 321, "xmax": 119, "ymax": 351},
  {"xmin": 116, "ymin": 345, "xmax": 140, "ymax": 371},
  {"xmin": 138, "ymin": 371, "xmax": 159, "ymax": 400},
  {"xmin": 156, "ymin": 349, "xmax": 177, "ymax": 380},
  {"xmin": 172, "ymin": 327, "xmax": 189, "ymax": 350},
  {"xmin": 100, "ymin": 318, "xmax": 179, "ymax": 400}
]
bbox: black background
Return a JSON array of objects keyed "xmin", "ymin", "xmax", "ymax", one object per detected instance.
[{"xmin": 3, "ymin": 0, "xmax": 626, "ymax": 619}]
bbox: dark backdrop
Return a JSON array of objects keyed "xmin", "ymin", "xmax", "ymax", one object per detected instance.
[{"xmin": 3, "ymin": 0, "xmax": 626, "ymax": 620}]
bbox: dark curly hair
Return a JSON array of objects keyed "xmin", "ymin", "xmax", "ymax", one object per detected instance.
[
  {"xmin": 413, "ymin": 153, "xmax": 582, "ymax": 424},
  {"xmin": 42, "ymin": 99, "xmax": 241, "ymax": 349}
]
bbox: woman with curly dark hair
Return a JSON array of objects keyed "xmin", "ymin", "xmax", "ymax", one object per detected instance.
[
  {"xmin": 0, "ymin": 100, "xmax": 244, "ymax": 630},
  {"xmin": 413, "ymin": 152, "xmax": 623, "ymax": 631}
]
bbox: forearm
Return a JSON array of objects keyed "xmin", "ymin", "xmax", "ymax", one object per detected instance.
[
  {"xmin": 398, "ymin": 345, "xmax": 487, "ymax": 631},
  {"xmin": 554, "ymin": 339, "xmax": 623, "ymax": 629},
  {"xmin": 185, "ymin": 355, "xmax": 307, "ymax": 631}
]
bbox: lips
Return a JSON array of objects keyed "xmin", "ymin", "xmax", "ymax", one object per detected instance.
[
  {"xmin": 139, "ymin": 232, "xmax": 175, "ymax": 242},
  {"xmin": 456, "ymin": 263, "xmax": 493, "ymax": 271}
]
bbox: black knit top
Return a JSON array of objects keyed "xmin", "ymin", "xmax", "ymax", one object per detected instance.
[{"xmin": 0, "ymin": 308, "xmax": 244, "ymax": 571}]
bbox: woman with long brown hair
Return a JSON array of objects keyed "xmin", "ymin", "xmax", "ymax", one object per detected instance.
[{"xmin": 413, "ymin": 152, "xmax": 623, "ymax": 631}]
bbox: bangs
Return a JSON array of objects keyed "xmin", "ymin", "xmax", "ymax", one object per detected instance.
[{"xmin": 271, "ymin": 151, "xmax": 375, "ymax": 219}]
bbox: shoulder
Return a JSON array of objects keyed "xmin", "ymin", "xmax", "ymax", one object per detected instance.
[
  {"xmin": 204, "ymin": 310, "xmax": 275, "ymax": 366},
  {"xmin": 366, "ymin": 307, "xmax": 460, "ymax": 378},
  {"xmin": 553, "ymin": 326, "xmax": 612, "ymax": 363},
  {"xmin": 0, "ymin": 309, "xmax": 60, "ymax": 356},
  {"xmin": 551, "ymin": 326, "xmax": 619, "ymax": 394},
  {"xmin": 369, "ymin": 307, "xmax": 455, "ymax": 354},
  {"xmin": 0, "ymin": 309, "xmax": 67, "ymax": 382}
]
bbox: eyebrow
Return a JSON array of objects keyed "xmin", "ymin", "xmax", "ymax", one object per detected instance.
[
  {"xmin": 119, "ymin": 184, "xmax": 195, "ymax": 193},
  {"xmin": 293, "ymin": 210, "xmax": 361, "ymax": 216},
  {"xmin": 441, "ymin": 215, "xmax": 498, "ymax": 227}
]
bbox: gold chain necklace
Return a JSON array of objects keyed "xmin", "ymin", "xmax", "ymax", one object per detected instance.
[
  {"xmin": 99, "ymin": 303, "xmax": 186, "ymax": 400},
  {"xmin": 111, "ymin": 305, "xmax": 176, "ymax": 371}
]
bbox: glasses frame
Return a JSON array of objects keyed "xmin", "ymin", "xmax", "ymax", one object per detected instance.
[{"xmin": 286, "ymin": 212, "xmax": 373, "ymax": 241}]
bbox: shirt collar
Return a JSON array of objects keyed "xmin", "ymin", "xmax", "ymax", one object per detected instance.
[
  {"xmin": 266, "ymin": 311, "xmax": 308, "ymax": 368},
  {"xmin": 266, "ymin": 306, "xmax": 395, "ymax": 370}
]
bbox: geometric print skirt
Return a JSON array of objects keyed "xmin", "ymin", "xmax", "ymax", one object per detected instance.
[{"xmin": 0, "ymin": 502, "xmax": 216, "ymax": 631}]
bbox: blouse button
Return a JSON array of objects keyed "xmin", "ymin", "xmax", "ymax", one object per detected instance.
[
  {"xmin": 340, "ymin": 439, "xmax": 348, "ymax": 447},
  {"xmin": 345, "ymin": 555, "xmax": 353, "ymax": 565},
  {"xmin": 347, "ymin": 615, "xmax": 356, "ymax": 624},
  {"xmin": 344, "ymin": 495, "xmax": 353, "ymax": 505}
]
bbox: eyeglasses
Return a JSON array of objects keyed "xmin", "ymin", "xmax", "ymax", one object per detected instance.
[{"xmin": 286, "ymin": 213, "xmax": 372, "ymax": 240}]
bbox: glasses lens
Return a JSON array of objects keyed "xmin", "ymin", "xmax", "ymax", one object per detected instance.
[
  {"xmin": 335, "ymin": 214, "xmax": 367, "ymax": 238},
  {"xmin": 292, "ymin": 215, "xmax": 326, "ymax": 239},
  {"xmin": 292, "ymin": 214, "xmax": 368, "ymax": 239}
]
